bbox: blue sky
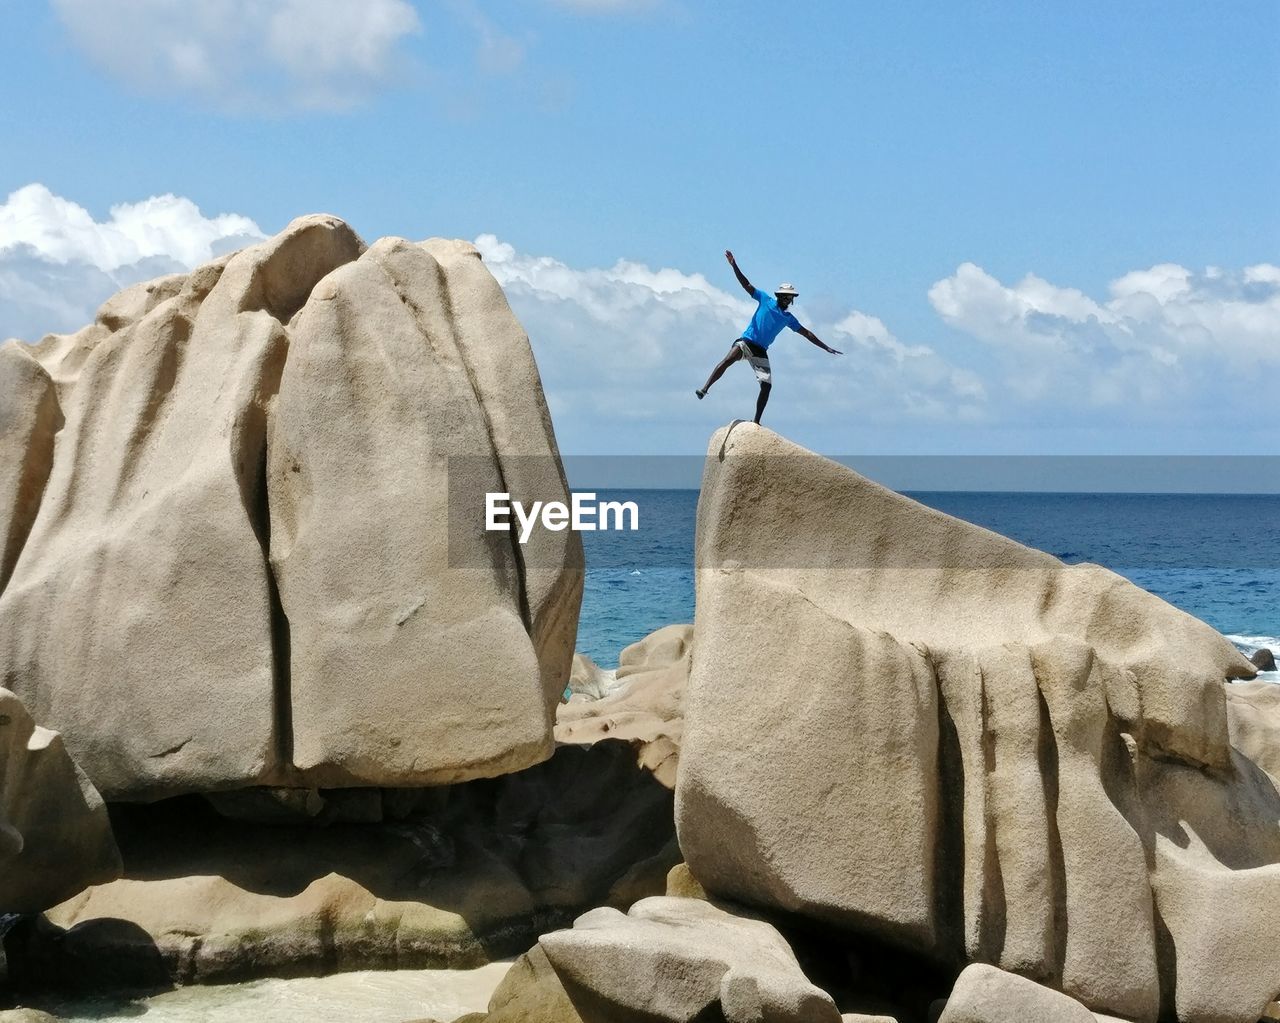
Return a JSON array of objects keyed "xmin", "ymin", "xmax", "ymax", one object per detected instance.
[{"xmin": 2, "ymin": 0, "xmax": 1277, "ymax": 461}]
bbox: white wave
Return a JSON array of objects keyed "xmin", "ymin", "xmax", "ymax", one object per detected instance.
[{"xmin": 1225, "ymin": 634, "xmax": 1280, "ymax": 654}]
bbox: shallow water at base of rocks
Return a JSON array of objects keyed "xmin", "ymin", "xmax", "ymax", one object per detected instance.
[{"xmin": 16, "ymin": 962, "xmax": 512, "ymax": 1023}]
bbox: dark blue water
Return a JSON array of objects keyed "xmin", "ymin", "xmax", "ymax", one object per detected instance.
[{"xmin": 576, "ymin": 489, "xmax": 1280, "ymax": 667}]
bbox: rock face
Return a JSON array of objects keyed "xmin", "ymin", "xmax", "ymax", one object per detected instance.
[
  {"xmin": 556, "ymin": 624, "xmax": 690, "ymax": 788},
  {"xmin": 1227, "ymin": 680, "xmax": 1280, "ymax": 784},
  {"xmin": 270, "ymin": 237, "xmax": 580, "ymax": 786},
  {"xmin": 483, "ymin": 897, "xmax": 840, "ymax": 1023},
  {"xmin": 0, "ymin": 688, "xmax": 120, "ymax": 913},
  {"xmin": 0, "ymin": 218, "xmax": 582, "ymax": 800},
  {"xmin": 938, "ymin": 964, "xmax": 1095, "ymax": 1023},
  {"xmin": 677, "ymin": 424, "xmax": 1270, "ymax": 1023},
  {"xmin": 0, "ymin": 346, "xmax": 60, "ymax": 595},
  {"xmin": 26, "ymin": 739, "xmax": 672, "ymax": 986}
]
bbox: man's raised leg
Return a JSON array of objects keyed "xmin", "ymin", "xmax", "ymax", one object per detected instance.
[{"xmin": 697, "ymin": 344, "xmax": 742, "ymax": 398}]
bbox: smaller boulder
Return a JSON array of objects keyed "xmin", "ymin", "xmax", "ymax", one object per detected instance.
[
  {"xmin": 0, "ymin": 689, "xmax": 120, "ymax": 913},
  {"xmin": 937, "ymin": 964, "xmax": 1095, "ymax": 1023},
  {"xmin": 538, "ymin": 896, "xmax": 840, "ymax": 1023},
  {"xmin": 1251, "ymin": 648, "xmax": 1277, "ymax": 672},
  {"xmin": 485, "ymin": 945, "xmax": 586, "ymax": 1023}
]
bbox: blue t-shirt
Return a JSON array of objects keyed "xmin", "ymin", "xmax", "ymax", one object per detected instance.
[{"xmin": 741, "ymin": 288, "xmax": 802, "ymax": 350}]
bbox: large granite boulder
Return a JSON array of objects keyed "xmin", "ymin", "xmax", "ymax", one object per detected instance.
[
  {"xmin": 0, "ymin": 688, "xmax": 120, "ymax": 912},
  {"xmin": 0, "ymin": 218, "xmax": 582, "ymax": 800},
  {"xmin": 268, "ymin": 236, "xmax": 580, "ymax": 787},
  {"xmin": 677, "ymin": 424, "xmax": 1270, "ymax": 1023}
]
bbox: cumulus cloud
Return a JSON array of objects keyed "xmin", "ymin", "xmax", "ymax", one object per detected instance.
[
  {"xmin": 928, "ymin": 261, "xmax": 1280, "ymax": 408},
  {"xmin": 831, "ymin": 311, "xmax": 986, "ymax": 421},
  {"xmin": 51, "ymin": 0, "xmax": 422, "ymax": 111},
  {"xmin": 476, "ymin": 235, "xmax": 987, "ymax": 450},
  {"xmin": 0, "ymin": 184, "xmax": 265, "ymax": 341}
]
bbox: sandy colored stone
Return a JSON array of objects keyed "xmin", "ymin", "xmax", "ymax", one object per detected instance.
[
  {"xmin": 0, "ymin": 1010, "xmax": 59, "ymax": 1023},
  {"xmin": 0, "ymin": 344, "xmax": 59, "ymax": 593},
  {"xmin": 665, "ymin": 863, "xmax": 707, "ymax": 901},
  {"xmin": 0, "ymin": 688, "xmax": 120, "ymax": 913},
  {"xmin": 1031, "ymin": 641, "xmax": 1156, "ymax": 1018},
  {"xmin": 616, "ymin": 623, "xmax": 692, "ymax": 681},
  {"xmin": 0, "ymin": 216, "xmax": 364, "ymax": 800},
  {"xmin": 0, "ymin": 218, "xmax": 582, "ymax": 799},
  {"xmin": 690, "ymin": 424, "xmax": 1251, "ymax": 770},
  {"xmin": 1136, "ymin": 743, "xmax": 1280, "ymax": 1023},
  {"xmin": 677, "ymin": 424, "xmax": 1272, "ymax": 1023},
  {"xmin": 485, "ymin": 945, "xmax": 586, "ymax": 1023},
  {"xmin": 680, "ymin": 570, "xmax": 939, "ymax": 949},
  {"xmin": 27, "ymin": 273, "xmax": 190, "ymax": 404},
  {"xmin": 1226, "ymin": 680, "xmax": 1280, "ymax": 784},
  {"xmin": 538, "ymin": 896, "xmax": 840, "ymax": 1023},
  {"xmin": 419, "ymin": 237, "xmax": 583, "ymax": 708},
  {"xmin": 268, "ymin": 236, "xmax": 582, "ymax": 786},
  {"xmin": 938, "ymin": 964, "xmax": 1094, "ymax": 1023},
  {"xmin": 30, "ymin": 740, "xmax": 670, "ymax": 987},
  {"xmin": 556, "ymin": 624, "xmax": 690, "ymax": 789}
]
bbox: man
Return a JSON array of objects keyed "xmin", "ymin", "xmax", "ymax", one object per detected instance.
[{"xmin": 696, "ymin": 250, "xmax": 842, "ymax": 424}]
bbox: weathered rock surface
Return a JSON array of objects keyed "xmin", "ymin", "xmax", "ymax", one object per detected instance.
[
  {"xmin": 482, "ymin": 897, "xmax": 840, "ymax": 1023},
  {"xmin": 270, "ymin": 236, "xmax": 581, "ymax": 787},
  {"xmin": 0, "ymin": 346, "xmax": 60, "ymax": 595},
  {"xmin": 677, "ymin": 424, "xmax": 1271, "ymax": 1023},
  {"xmin": 0, "ymin": 1010, "xmax": 59, "ymax": 1023},
  {"xmin": 556, "ymin": 624, "xmax": 690, "ymax": 789},
  {"xmin": 0, "ymin": 689, "xmax": 120, "ymax": 913},
  {"xmin": 0, "ymin": 218, "xmax": 582, "ymax": 799},
  {"xmin": 1227, "ymin": 680, "xmax": 1280, "ymax": 784},
  {"xmin": 23, "ymin": 739, "xmax": 671, "ymax": 987},
  {"xmin": 938, "ymin": 963, "xmax": 1095, "ymax": 1023}
]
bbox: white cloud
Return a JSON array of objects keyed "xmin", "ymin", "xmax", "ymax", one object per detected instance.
[
  {"xmin": 477, "ymin": 234, "xmax": 987, "ymax": 449},
  {"xmin": 0, "ymin": 184, "xmax": 265, "ymax": 340},
  {"xmin": 51, "ymin": 0, "xmax": 422, "ymax": 111},
  {"xmin": 928, "ymin": 261, "xmax": 1280, "ymax": 409}
]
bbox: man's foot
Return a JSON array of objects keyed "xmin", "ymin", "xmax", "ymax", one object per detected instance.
[{"xmin": 695, "ymin": 389, "xmax": 707, "ymax": 400}]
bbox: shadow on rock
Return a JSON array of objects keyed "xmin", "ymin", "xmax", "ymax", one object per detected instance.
[{"xmin": 29, "ymin": 740, "xmax": 674, "ymax": 989}]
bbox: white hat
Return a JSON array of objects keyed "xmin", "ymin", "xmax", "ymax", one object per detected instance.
[{"xmin": 775, "ymin": 282, "xmax": 799, "ymax": 296}]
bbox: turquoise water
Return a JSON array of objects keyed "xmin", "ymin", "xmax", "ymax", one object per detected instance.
[{"xmin": 576, "ymin": 489, "xmax": 1280, "ymax": 667}]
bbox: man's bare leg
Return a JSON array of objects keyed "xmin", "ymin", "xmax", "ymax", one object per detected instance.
[
  {"xmin": 753, "ymin": 382, "xmax": 772, "ymax": 424},
  {"xmin": 697, "ymin": 345, "xmax": 743, "ymax": 398}
]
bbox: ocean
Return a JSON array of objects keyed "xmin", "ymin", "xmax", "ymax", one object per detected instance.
[{"xmin": 576, "ymin": 489, "xmax": 1280, "ymax": 675}]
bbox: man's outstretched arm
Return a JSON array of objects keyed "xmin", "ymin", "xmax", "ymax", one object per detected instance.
[
  {"xmin": 797, "ymin": 325, "xmax": 842, "ymax": 355},
  {"xmin": 725, "ymin": 250, "xmax": 756, "ymax": 298}
]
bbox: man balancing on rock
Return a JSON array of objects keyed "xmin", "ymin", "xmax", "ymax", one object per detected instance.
[{"xmin": 695, "ymin": 250, "xmax": 841, "ymax": 424}]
